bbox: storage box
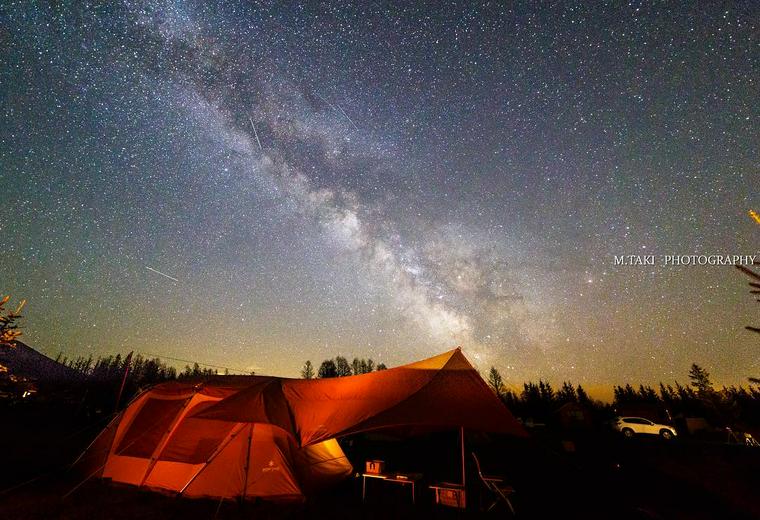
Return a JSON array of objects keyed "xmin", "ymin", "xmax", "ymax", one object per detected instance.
[
  {"xmin": 365, "ymin": 460, "xmax": 385, "ymax": 474},
  {"xmin": 432, "ymin": 485, "xmax": 466, "ymax": 509}
]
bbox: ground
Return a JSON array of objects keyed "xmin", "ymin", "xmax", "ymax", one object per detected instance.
[{"xmin": 1, "ymin": 403, "xmax": 759, "ymax": 519}]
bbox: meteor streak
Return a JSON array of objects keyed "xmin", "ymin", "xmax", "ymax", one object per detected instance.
[
  {"xmin": 248, "ymin": 115, "xmax": 263, "ymax": 151},
  {"xmin": 145, "ymin": 266, "xmax": 179, "ymax": 282},
  {"xmin": 336, "ymin": 104, "xmax": 360, "ymax": 131},
  {"xmin": 314, "ymin": 92, "xmax": 359, "ymax": 131}
]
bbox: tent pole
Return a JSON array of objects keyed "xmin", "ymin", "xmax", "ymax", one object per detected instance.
[
  {"xmin": 178, "ymin": 423, "xmax": 246, "ymax": 496},
  {"xmin": 460, "ymin": 426, "xmax": 465, "ymax": 488},
  {"xmin": 241, "ymin": 423, "xmax": 254, "ymax": 501},
  {"xmin": 114, "ymin": 351, "xmax": 133, "ymax": 412},
  {"xmin": 69, "ymin": 411, "xmax": 121, "ymax": 470},
  {"xmin": 138, "ymin": 392, "xmax": 196, "ymax": 488}
]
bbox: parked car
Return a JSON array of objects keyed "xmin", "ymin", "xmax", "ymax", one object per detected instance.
[{"xmin": 613, "ymin": 417, "xmax": 677, "ymax": 439}]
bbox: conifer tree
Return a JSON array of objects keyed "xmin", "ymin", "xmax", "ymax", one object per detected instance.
[{"xmin": 301, "ymin": 360, "xmax": 315, "ymax": 379}]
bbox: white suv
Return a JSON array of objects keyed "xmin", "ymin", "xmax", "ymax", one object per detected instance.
[{"xmin": 613, "ymin": 417, "xmax": 677, "ymax": 440}]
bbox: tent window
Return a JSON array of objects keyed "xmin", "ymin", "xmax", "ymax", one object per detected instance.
[
  {"xmin": 159, "ymin": 402, "xmax": 236, "ymax": 464},
  {"xmin": 116, "ymin": 398, "xmax": 186, "ymax": 458}
]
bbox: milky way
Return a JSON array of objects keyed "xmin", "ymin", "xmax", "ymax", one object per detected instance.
[{"xmin": 1, "ymin": 1, "xmax": 757, "ymax": 391}]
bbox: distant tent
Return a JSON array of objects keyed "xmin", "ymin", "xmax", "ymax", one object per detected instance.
[{"xmin": 78, "ymin": 348, "xmax": 525, "ymax": 501}]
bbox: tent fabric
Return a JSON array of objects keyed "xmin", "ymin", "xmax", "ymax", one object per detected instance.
[
  {"xmin": 197, "ymin": 348, "xmax": 527, "ymax": 446},
  {"xmin": 81, "ymin": 382, "xmax": 351, "ymax": 501},
  {"xmin": 193, "ymin": 378, "xmax": 295, "ymax": 435},
  {"xmin": 82, "ymin": 348, "xmax": 523, "ymax": 502},
  {"xmin": 295, "ymin": 438, "xmax": 355, "ymax": 492}
]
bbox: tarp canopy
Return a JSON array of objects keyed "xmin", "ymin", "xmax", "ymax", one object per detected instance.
[
  {"xmin": 81, "ymin": 348, "xmax": 525, "ymax": 501},
  {"xmin": 195, "ymin": 348, "xmax": 527, "ymax": 445}
]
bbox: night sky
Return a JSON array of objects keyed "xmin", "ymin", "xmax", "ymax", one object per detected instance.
[{"xmin": 1, "ymin": 1, "xmax": 757, "ymax": 392}]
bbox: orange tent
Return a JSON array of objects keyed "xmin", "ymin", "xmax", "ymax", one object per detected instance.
[
  {"xmin": 197, "ymin": 347, "xmax": 526, "ymax": 444},
  {"xmin": 79, "ymin": 348, "xmax": 525, "ymax": 501}
]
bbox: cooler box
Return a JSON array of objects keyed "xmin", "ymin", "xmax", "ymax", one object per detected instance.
[
  {"xmin": 432, "ymin": 484, "xmax": 466, "ymax": 509},
  {"xmin": 365, "ymin": 460, "xmax": 385, "ymax": 474}
]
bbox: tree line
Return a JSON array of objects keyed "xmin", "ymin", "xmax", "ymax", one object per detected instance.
[
  {"xmin": 54, "ymin": 352, "xmax": 224, "ymax": 384},
  {"xmin": 5, "ymin": 342, "xmax": 760, "ymax": 433},
  {"xmin": 37, "ymin": 353, "xmax": 226, "ymax": 412},
  {"xmin": 300, "ymin": 357, "xmax": 388, "ymax": 379},
  {"xmin": 486, "ymin": 363, "xmax": 760, "ymax": 429}
]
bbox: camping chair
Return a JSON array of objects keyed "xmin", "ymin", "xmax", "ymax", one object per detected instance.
[{"xmin": 471, "ymin": 452, "xmax": 516, "ymax": 515}]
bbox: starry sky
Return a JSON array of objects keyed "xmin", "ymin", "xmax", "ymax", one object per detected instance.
[{"xmin": 1, "ymin": 1, "xmax": 757, "ymax": 393}]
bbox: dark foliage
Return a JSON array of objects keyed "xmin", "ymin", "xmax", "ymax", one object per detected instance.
[
  {"xmin": 300, "ymin": 360, "xmax": 315, "ymax": 379},
  {"xmin": 36, "ymin": 353, "xmax": 219, "ymax": 413},
  {"xmin": 0, "ymin": 295, "xmax": 25, "ymax": 347},
  {"xmin": 311, "ymin": 356, "xmax": 386, "ymax": 378},
  {"xmin": 317, "ymin": 359, "xmax": 338, "ymax": 378},
  {"xmin": 487, "ymin": 366, "xmax": 760, "ymax": 431}
]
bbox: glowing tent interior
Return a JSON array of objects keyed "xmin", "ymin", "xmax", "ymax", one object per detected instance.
[{"xmin": 76, "ymin": 348, "xmax": 526, "ymax": 501}]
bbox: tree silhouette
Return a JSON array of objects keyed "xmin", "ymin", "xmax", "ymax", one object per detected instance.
[
  {"xmin": 576, "ymin": 384, "xmax": 590, "ymax": 404},
  {"xmin": 637, "ymin": 384, "xmax": 659, "ymax": 403},
  {"xmin": 301, "ymin": 360, "xmax": 315, "ymax": 379},
  {"xmin": 313, "ymin": 355, "xmax": 387, "ymax": 377},
  {"xmin": 520, "ymin": 381, "xmax": 556, "ymax": 421},
  {"xmin": 613, "ymin": 384, "xmax": 638, "ymax": 404},
  {"xmin": 689, "ymin": 363, "xmax": 713, "ymax": 393},
  {"xmin": 538, "ymin": 381, "xmax": 555, "ymax": 402},
  {"xmin": 487, "ymin": 367, "xmax": 506, "ymax": 398},
  {"xmin": 179, "ymin": 362, "xmax": 217, "ymax": 379},
  {"xmin": 349, "ymin": 357, "xmax": 377, "ymax": 374},
  {"xmin": 736, "ymin": 264, "xmax": 760, "ymax": 382},
  {"xmin": 557, "ymin": 381, "xmax": 578, "ymax": 404},
  {"xmin": 335, "ymin": 356, "xmax": 352, "ymax": 376},
  {"xmin": 0, "ymin": 295, "xmax": 26, "ymax": 348},
  {"xmin": 318, "ymin": 359, "xmax": 338, "ymax": 378},
  {"xmin": 736, "ymin": 265, "xmax": 760, "ymax": 335}
]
